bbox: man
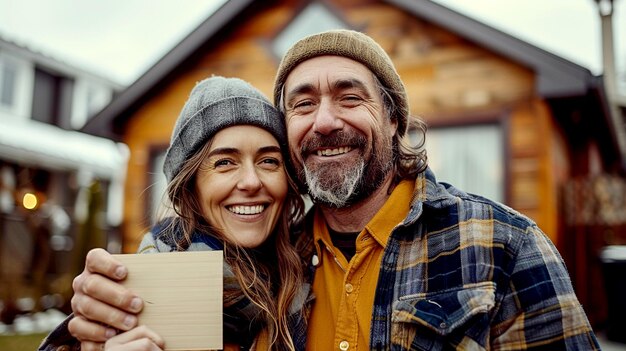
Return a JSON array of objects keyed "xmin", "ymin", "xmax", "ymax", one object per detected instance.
[
  {"xmin": 271, "ymin": 29, "xmax": 599, "ymax": 350},
  {"xmin": 48, "ymin": 30, "xmax": 600, "ymax": 350}
]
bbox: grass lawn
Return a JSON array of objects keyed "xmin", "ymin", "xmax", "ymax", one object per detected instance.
[{"xmin": 0, "ymin": 333, "xmax": 47, "ymax": 350}]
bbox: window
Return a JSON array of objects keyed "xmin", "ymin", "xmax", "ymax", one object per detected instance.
[
  {"xmin": 86, "ymin": 86, "xmax": 99, "ymax": 117},
  {"xmin": 86, "ymin": 85, "xmax": 112, "ymax": 117},
  {"xmin": 272, "ymin": 3, "xmax": 347, "ymax": 58},
  {"xmin": 31, "ymin": 68, "xmax": 74, "ymax": 127},
  {"xmin": 0, "ymin": 60, "xmax": 17, "ymax": 107},
  {"xmin": 424, "ymin": 124, "xmax": 504, "ymax": 202},
  {"xmin": 70, "ymin": 80, "xmax": 114, "ymax": 129}
]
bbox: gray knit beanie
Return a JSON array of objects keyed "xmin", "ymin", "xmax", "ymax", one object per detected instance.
[
  {"xmin": 163, "ymin": 76, "xmax": 286, "ymax": 183},
  {"xmin": 273, "ymin": 29, "xmax": 409, "ymax": 137}
]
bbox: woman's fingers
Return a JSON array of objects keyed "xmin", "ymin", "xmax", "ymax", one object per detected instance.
[
  {"xmin": 71, "ymin": 288, "xmax": 138, "ymax": 332},
  {"xmin": 73, "ymin": 250, "xmax": 143, "ymax": 314},
  {"xmin": 85, "ymin": 248, "xmax": 128, "ymax": 279},
  {"xmin": 105, "ymin": 325, "xmax": 165, "ymax": 351},
  {"xmin": 68, "ymin": 315, "xmax": 117, "ymax": 343},
  {"xmin": 73, "ymin": 271, "xmax": 143, "ymax": 314}
]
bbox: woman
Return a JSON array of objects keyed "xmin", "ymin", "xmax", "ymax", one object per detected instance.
[{"xmin": 40, "ymin": 76, "xmax": 307, "ymax": 351}]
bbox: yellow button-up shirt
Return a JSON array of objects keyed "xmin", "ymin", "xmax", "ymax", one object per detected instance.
[{"xmin": 306, "ymin": 180, "xmax": 413, "ymax": 351}]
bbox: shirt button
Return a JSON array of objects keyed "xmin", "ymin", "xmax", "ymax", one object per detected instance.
[
  {"xmin": 339, "ymin": 340, "xmax": 350, "ymax": 350},
  {"xmin": 440, "ymin": 322, "xmax": 447, "ymax": 329},
  {"xmin": 345, "ymin": 283, "xmax": 354, "ymax": 293},
  {"xmin": 311, "ymin": 254, "xmax": 319, "ymax": 266}
]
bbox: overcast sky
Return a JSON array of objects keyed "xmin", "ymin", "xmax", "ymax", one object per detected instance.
[{"xmin": 0, "ymin": 0, "xmax": 624, "ymax": 90}]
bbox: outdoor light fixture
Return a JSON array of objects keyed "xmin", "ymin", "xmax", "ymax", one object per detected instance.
[{"xmin": 22, "ymin": 192, "xmax": 38, "ymax": 210}]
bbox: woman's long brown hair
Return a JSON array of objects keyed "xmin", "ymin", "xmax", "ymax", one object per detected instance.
[{"xmin": 161, "ymin": 138, "xmax": 305, "ymax": 351}]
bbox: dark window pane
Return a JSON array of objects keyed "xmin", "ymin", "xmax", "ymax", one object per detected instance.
[
  {"xmin": 32, "ymin": 68, "xmax": 58, "ymax": 124},
  {"xmin": 31, "ymin": 68, "xmax": 74, "ymax": 127}
]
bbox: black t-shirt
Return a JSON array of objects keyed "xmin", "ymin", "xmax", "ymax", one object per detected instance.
[{"xmin": 328, "ymin": 227, "xmax": 359, "ymax": 262}]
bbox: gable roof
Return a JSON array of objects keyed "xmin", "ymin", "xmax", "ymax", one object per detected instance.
[
  {"xmin": 81, "ymin": 0, "xmax": 625, "ymax": 169},
  {"xmin": 0, "ymin": 36, "xmax": 123, "ymax": 89},
  {"xmin": 389, "ymin": 0, "xmax": 595, "ymax": 97}
]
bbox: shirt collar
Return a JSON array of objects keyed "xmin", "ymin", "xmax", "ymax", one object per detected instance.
[
  {"xmin": 312, "ymin": 179, "xmax": 414, "ymax": 251},
  {"xmin": 365, "ymin": 179, "xmax": 413, "ymax": 247}
]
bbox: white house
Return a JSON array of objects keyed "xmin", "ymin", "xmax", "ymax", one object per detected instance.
[{"xmin": 0, "ymin": 35, "xmax": 128, "ymax": 324}]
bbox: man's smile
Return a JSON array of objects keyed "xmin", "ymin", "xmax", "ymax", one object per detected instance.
[{"xmin": 316, "ymin": 146, "xmax": 353, "ymax": 156}]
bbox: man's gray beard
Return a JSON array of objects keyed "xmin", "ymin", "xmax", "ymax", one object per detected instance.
[{"xmin": 303, "ymin": 158, "xmax": 365, "ymax": 208}]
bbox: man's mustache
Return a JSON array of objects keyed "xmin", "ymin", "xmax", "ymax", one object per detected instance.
[{"xmin": 300, "ymin": 131, "xmax": 367, "ymax": 155}]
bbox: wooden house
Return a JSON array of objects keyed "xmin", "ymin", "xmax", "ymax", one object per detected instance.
[{"xmin": 82, "ymin": 0, "xmax": 626, "ymax": 327}]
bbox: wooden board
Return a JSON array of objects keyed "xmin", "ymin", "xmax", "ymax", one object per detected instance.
[{"xmin": 113, "ymin": 251, "xmax": 223, "ymax": 351}]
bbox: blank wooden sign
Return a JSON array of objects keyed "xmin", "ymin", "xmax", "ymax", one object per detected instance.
[{"xmin": 113, "ymin": 251, "xmax": 223, "ymax": 350}]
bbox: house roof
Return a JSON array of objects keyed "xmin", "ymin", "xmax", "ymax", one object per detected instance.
[
  {"xmin": 81, "ymin": 0, "xmax": 256, "ymax": 139},
  {"xmin": 80, "ymin": 0, "xmax": 625, "ymax": 169},
  {"xmin": 0, "ymin": 119, "xmax": 128, "ymax": 180},
  {"xmin": 0, "ymin": 36, "xmax": 123, "ymax": 89},
  {"xmin": 389, "ymin": 0, "xmax": 595, "ymax": 97}
]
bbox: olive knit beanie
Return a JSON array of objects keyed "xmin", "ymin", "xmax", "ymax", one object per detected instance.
[
  {"xmin": 273, "ymin": 29, "xmax": 409, "ymax": 137},
  {"xmin": 163, "ymin": 76, "xmax": 286, "ymax": 183}
]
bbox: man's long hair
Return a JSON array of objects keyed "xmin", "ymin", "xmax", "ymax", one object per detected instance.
[{"xmin": 373, "ymin": 75, "xmax": 429, "ymax": 183}]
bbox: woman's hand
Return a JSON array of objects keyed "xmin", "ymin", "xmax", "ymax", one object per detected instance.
[{"xmin": 68, "ymin": 248, "xmax": 144, "ymax": 346}]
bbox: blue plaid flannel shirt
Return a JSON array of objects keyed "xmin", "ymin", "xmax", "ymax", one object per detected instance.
[{"xmin": 295, "ymin": 168, "xmax": 600, "ymax": 350}]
